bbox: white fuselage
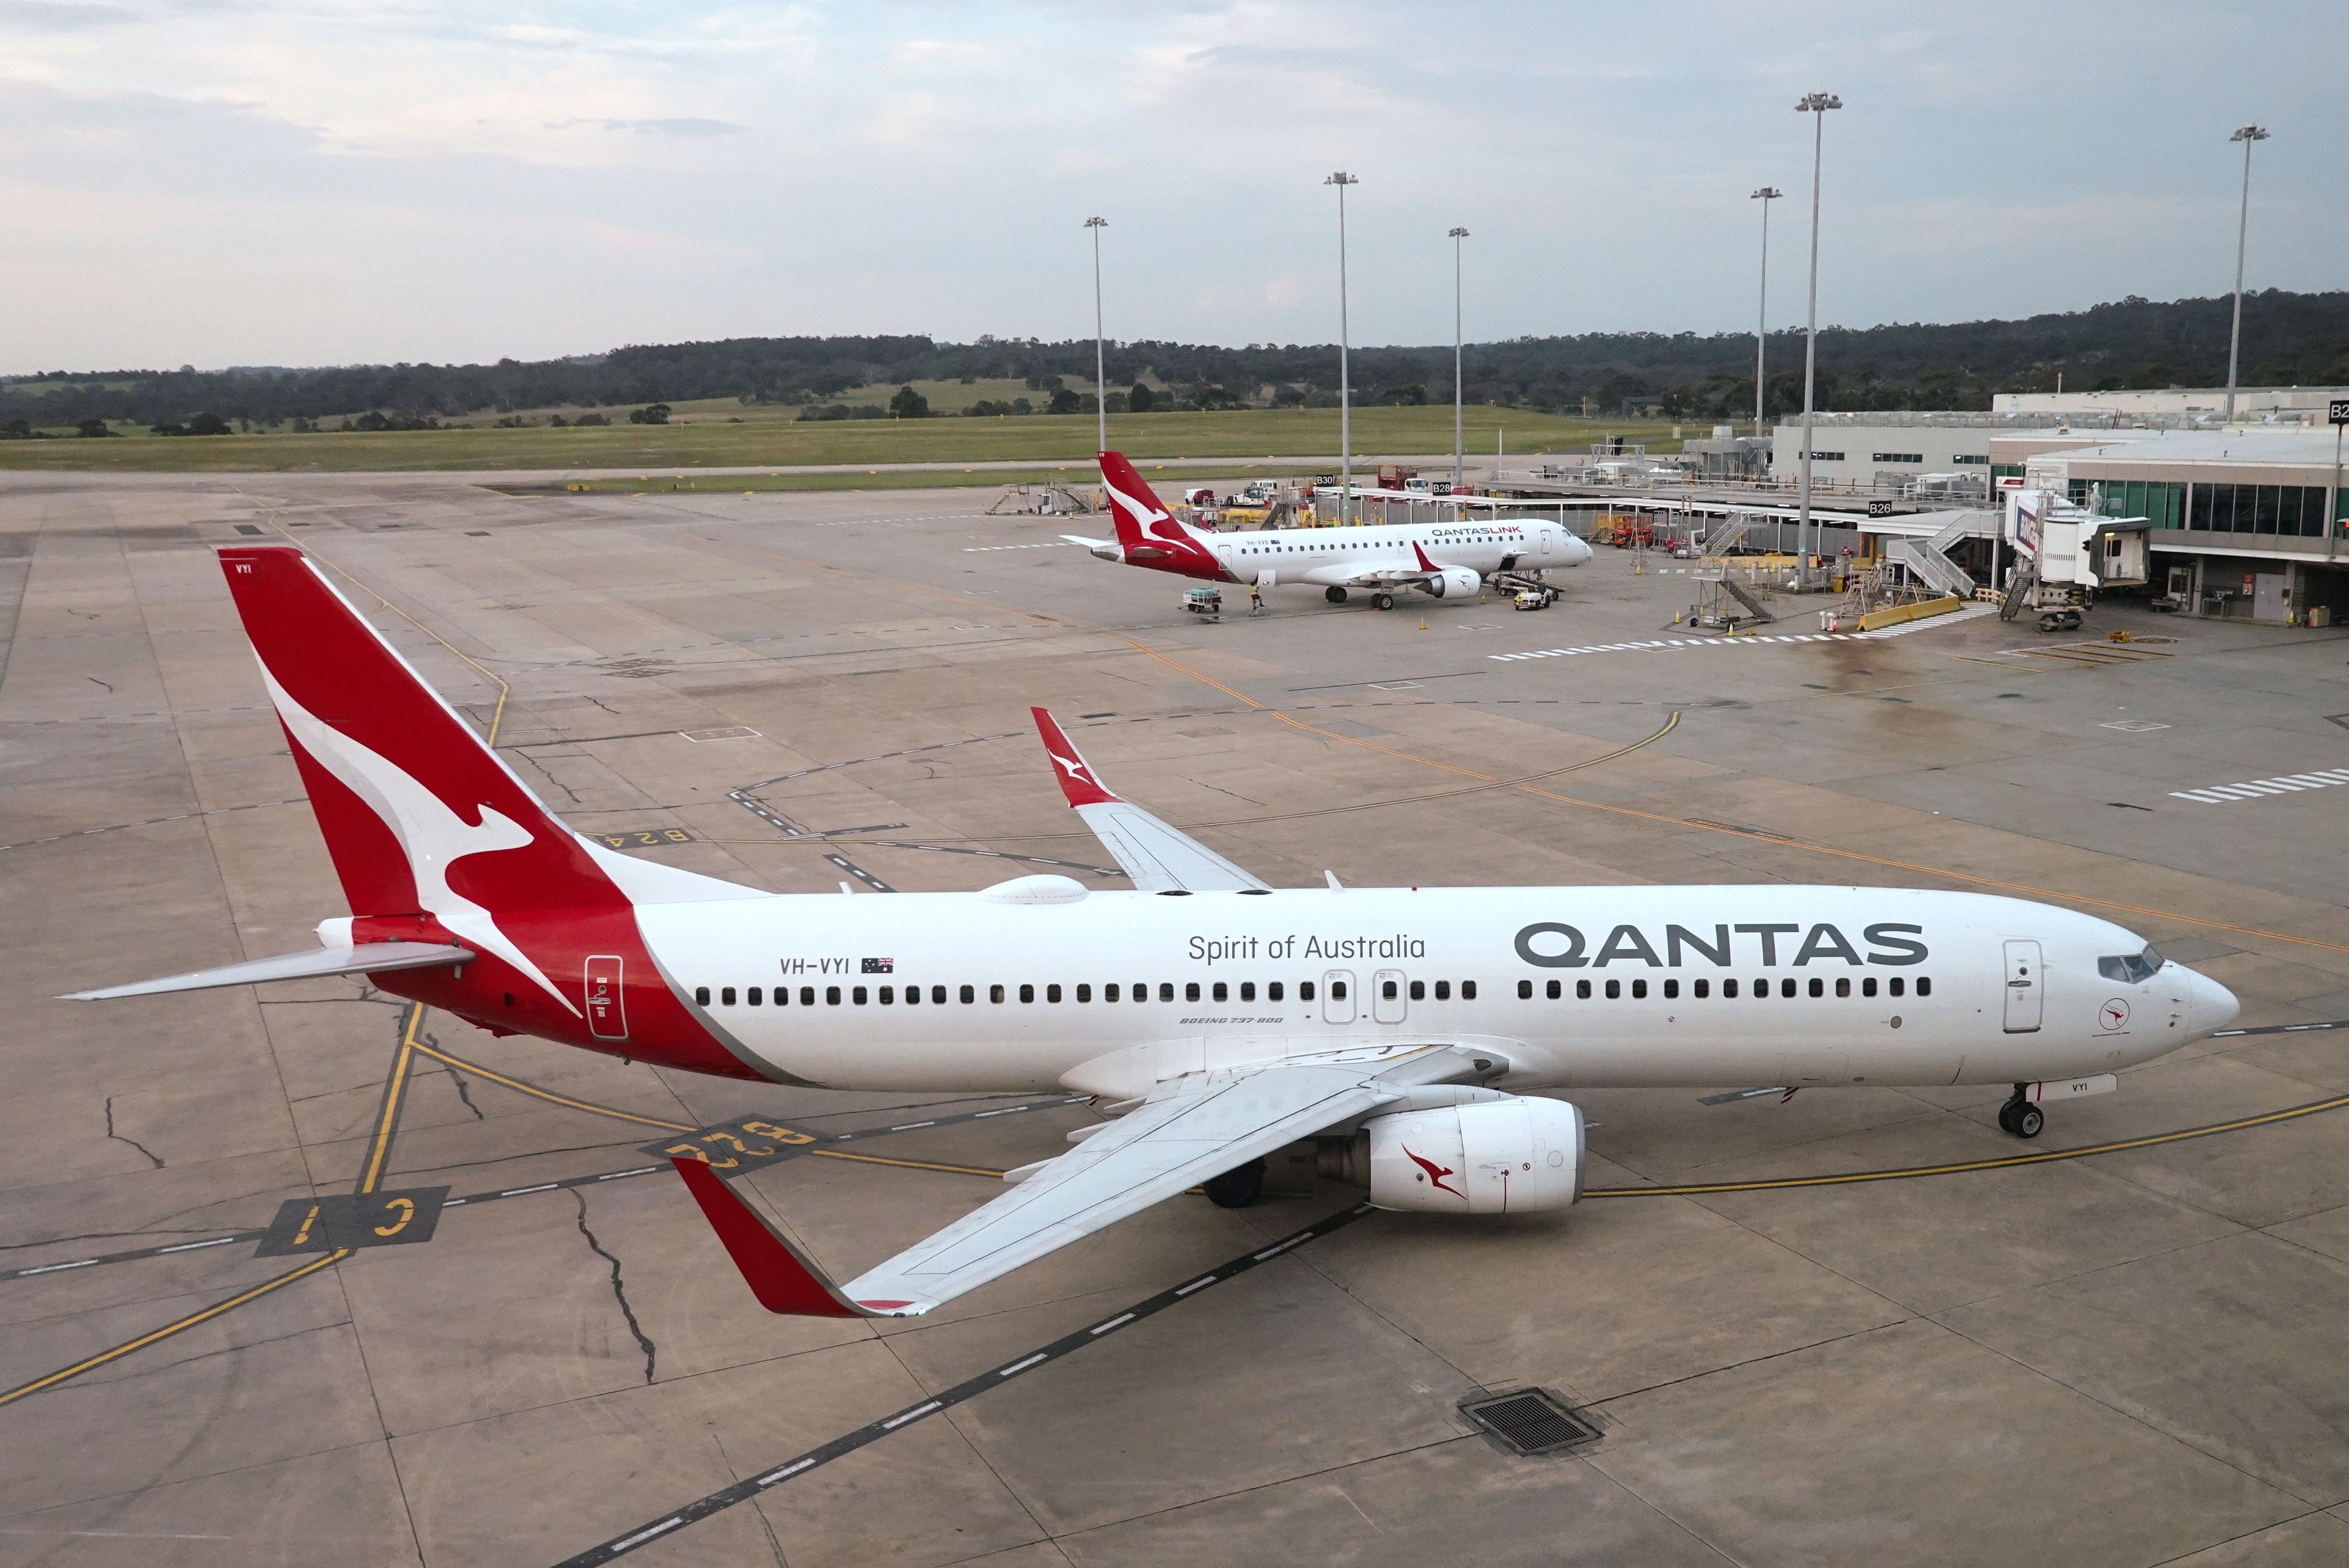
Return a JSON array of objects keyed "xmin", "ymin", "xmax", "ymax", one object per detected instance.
[
  {"xmin": 1211, "ymin": 517, "xmax": 1591, "ymax": 587},
  {"xmin": 645, "ymin": 884, "xmax": 2235, "ymax": 1096}
]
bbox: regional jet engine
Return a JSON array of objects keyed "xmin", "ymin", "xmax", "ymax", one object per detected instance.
[
  {"xmin": 1319, "ymin": 1096, "xmax": 1585, "ymax": 1213},
  {"xmin": 1420, "ymin": 567, "xmax": 1482, "ymax": 599}
]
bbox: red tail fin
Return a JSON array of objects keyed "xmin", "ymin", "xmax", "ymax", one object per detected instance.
[{"xmin": 1099, "ymin": 450, "xmax": 1171, "ymax": 551}]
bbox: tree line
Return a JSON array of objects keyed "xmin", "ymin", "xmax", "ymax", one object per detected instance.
[{"xmin": 6, "ymin": 290, "xmax": 2344, "ymax": 431}]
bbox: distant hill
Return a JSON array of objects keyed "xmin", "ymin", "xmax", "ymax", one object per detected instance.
[{"xmin": 6, "ymin": 291, "xmax": 2346, "ymax": 431}]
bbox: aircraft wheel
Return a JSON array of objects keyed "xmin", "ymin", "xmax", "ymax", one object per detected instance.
[
  {"xmin": 1326, "ymin": 586, "xmax": 1348, "ymax": 604},
  {"xmin": 1997, "ymin": 1098, "xmax": 2044, "ymax": 1139},
  {"xmin": 1203, "ymin": 1158, "xmax": 1266, "ymax": 1208},
  {"xmin": 1371, "ymin": 592, "xmax": 1395, "ymax": 612}
]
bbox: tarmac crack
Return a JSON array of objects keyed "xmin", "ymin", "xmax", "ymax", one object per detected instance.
[
  {"xmin": 572, "ymin": 1189, "xmax": 656, "ymax": 1384},
  {"xmin": 428, "ymin": 1036, "xmax": 485, "ymax": 1120},
  {"xmin": 103, "ymin": 1097, "xmax": 165, "ymax": 1169}
]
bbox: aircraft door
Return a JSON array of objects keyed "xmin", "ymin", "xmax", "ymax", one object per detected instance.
[
  {"xmin": 1537, "ymin": 524, "xmax": 1557, "ymax": 561},
  {"xmin": 1322, "ymin": 970, "xmax": 1356, "ymax": 1024},
  {"xmin": 2002, "ymin": 940, "xmax": 2043, "ymax": 1033},
  {"xmin": 1373, "ymin": 968, "xmax": 1407, "ymax": 1024},
  {"xmin": 585, "ymin": 955, "xmax": 628, "ymax": 1041},
  {"xmin": 1214, "ymin": 542, "xmax": 1237, "ymax": 579}
]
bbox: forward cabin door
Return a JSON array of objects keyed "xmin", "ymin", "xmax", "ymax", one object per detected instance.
[
  {"xmin": 1323, "ymin": 970, "xmax": 1356, "ymax": 1024},
  {"xmin": 2002, "ymin": 940, "xmax": 2043, "ymax": 1033}
]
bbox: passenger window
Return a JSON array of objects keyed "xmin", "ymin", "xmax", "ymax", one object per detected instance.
[
  {"xmin": 932, "ymin": 985, "xmax": 946, "ymax": 1004},
  {"xmin": 1385, "ymin": 979, "xmax": 1400, "ymax": 1000},
  {"xmin": 1020, "ymin": 984, "xmax": 1036, "ymax": 1003},
  {"xmin": 1631, "ymin": 979, "xmax": 1647, "ymax": 1000},
  {"xmin": 1460, "ymin": 979, "xmax": 1475, "ymax": 1000},
  {"xmin": 1134, "ymin": 984, "xmax": 1147, "ymax": 1003},
  {"xmin": 1605, "ymin": 979, "xmax": 1620, "ymax": 1000},
  {"xmin": 960, "ymin": 984, "xmax": 975, "ymax": 1003},
  {"xmin": 1160, "ymin": 983, "xmax": 1175, "ymax": 1001},
  {"xmin": 1836, "ymin": 977, "xmax": 1850, "ymax": 998},
  {"xmin": 1808, "ymin": 979, "xmax": 1822, "ymax": 998},
  {"xmin": 1212, "ymin": 982, "xmax": 1227, "ymax": 1002},
  {"xmin": 1862, "ymin": 976, "xmax": 1877, "ymax": 997},
  {"xmin": 1269, "ymin": 981, "xmax": 1284, "ymax": 1001},
  {"xmin": 774, "ymin": 986, "xmax": 789, "ymax": 1006},
  {"xmin": 876, "ymin": 986, "xmax": 891, "ymax": 1004},
  {"xmin": 1754, "ymin": 978, "xmax": 1769, "ymax": 1000},
  {"xmin": 1104, "ymin": 984, "xmax": 1119, "ymax": 1001},
  {"xmin": 904, "ymin": 986, "xmax": 919, "ymax": 1005},
  {"xmin": 989, "ymin": 984, "xmax": 1004, "ymax": 1003},
  {"xmin": 1890, "ymin": 977, "xmax": 1906, "ymax": 997},
  {"xmin": 1518, "ymin": 979, "xmax": 1534, "ymax": 1000},
  {"xmin": 1077, "ymin": 984, "xmax": 1091, "ymax": 1002},
  {"xmin": 1331, "ymin": 980, "xmax": 1348, "ymax": 1000},
  {"xmin": 1694, "ymin": 978, "xmax": 1709, "ymax": 998},
  {"xmin": 721, "ymin": 986, "xmax": 737, "ymax": 1006},
  {"xmin": 1724, "ymin": 979, "xmax": 1738, "ymax": 998},
  {"xmin": 826, "ymin": 986, "xmax": 841, "ymax": 1005},
  {"xmin": 801, "ymin": 986, "xmax": 815, "ymax": 1006},
  {"xmin": 1300, "ymin": 981, "xmax": 1316, "ymax": 1001},
  {"xmin": 1435, "ymin": 980, "xmax": 1452, "ymax": 1000},
  {"xmin": 1046, "ymin": 983, "xmax": 1061, "ymax": 1003},
  {"xmin": 1917, "ymin": 976, "xmax": 1932, "ymax": 997},
  {"xmin": 695, "ymin": 986, "xmax": 710, "ymax": 1005},
  {"xmin": 1409, "ymin": 979, "xmax": 1425, "ymax": 1001},
  {"xmin": 1239, "ymin": 981, "xmax": 1255, "ymax": 1001},
  {"xmin": 1576, "ymin": 979, "xmax": 1592, "ymax": 999},
  {"xmin": 853, "ymin": 986, "xmax": 867, "ymax": 1005},
  {"xmin": 1546, "ymin": 979, "xmax": 1562, "ymax": 999},
  {"xmin": 1663, "ymin": 978, "xmax": 1679, "ymax": 999},
  {"xmin": 1186, "ymin": 983, "xmax": 1201, "ymax": 1001},
  {"xmin": 747, "ymin": 986, "xmax": 762, "ymax": 1006},
  {"xmin": 1780, "ymin": 978, "xmax": 1796, "ymax": 998}
]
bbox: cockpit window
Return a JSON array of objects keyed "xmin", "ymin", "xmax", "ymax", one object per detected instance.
[{"xmin": 2097, "ymin": 944, "xmax": 2163, "ymax": 984}]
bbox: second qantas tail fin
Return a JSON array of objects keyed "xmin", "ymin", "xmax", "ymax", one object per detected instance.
[{"xmin": 1097, "ymin": 450, "xmax": 1173, "ymax": 552}]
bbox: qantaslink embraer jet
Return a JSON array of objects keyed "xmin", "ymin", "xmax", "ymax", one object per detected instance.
[{"xmin": 67, "ymin": 546, "xmax": 2237, "ymax": 1319}]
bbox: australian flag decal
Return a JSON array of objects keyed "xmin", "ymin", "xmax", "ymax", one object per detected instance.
[{"xmin": 861, "ymin": 957, "xmax": 894, "ymax": 975}]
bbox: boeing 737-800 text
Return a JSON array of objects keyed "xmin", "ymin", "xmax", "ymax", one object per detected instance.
[{"xmin": 67, "ymin": 545, "xmax": 2238, "ymax": 1319}]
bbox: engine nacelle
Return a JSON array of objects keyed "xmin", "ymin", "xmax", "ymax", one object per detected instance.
[
  {"xmin": 1420, "ymin": 567, "xmax": 1481, "ymax": 600},
  {"xmin": 1349, "ymin": 1096, "xmax": 1585, "ymax": 1213}
]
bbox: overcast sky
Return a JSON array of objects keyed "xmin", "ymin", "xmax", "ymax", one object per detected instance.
[{"xmin": 2, "ymin": 0, "xmax": 2342, "ymax": 371}]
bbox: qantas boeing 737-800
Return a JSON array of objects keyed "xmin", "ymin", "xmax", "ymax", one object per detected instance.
[
  {"xmin": 66, "ymin": 545, "xmax": 2236, "ymax": 1320},
  {"xmin": 1065, "ymin": 450, "xmax": 1594, "ymax": 609}
]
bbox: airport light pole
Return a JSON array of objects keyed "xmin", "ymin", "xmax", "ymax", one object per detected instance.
[
  {"xmin": 1085, "ymin": 216, "xmax": 1108, "ymax": 454},
  {"xmin": 1794, "ymin": 92, "xmax": 1839, "ymax": 588},
  {"xmin": 1327, "ymin": 172, "xmax": 1359, "ymax": 522},
  {"xmin": 1750, "ymin": 187, "xmax": 1780, "ymax": 436},
  {"xmin": 2223, "ymin": 124, "xmax": 2269, "ymax": 424},
  {"xmin": 1450, "ymin": 226, "xmax": 1469, "ymax": 494}
]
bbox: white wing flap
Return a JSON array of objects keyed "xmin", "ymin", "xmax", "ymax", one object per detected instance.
[{"xmin": 839, "ymin": 1046, "xmax": 1477, "ymax": 1313}]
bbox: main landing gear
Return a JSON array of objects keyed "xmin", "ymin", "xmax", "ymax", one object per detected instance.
[
  {"xmin": 1996, "ymin": 1087, "xmax": 2045, "ymax": 1139},
  {"xmin": 1203, "ymin": 1157, "xmax": 1266, "ymax": 1208},
  {"xmin": 1370, "ymin": 592, "xmax": 1396, "ymax": 612},
  {"xmin": 1325, "ymin": 586, "xmax": 1349, "ymax": 604}
]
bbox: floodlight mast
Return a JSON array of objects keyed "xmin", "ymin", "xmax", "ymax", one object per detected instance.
[
  {"xmin": 1450, "ymin": 226, "xmax": 1469, "ymax": 493},
  {"xmin": 2224, "ymin": 125, "xmax": 2269, "ymax": 424},
  {"xmin": 1086, "ymin": 216, "xmax": 1108, "ymax": 453},
  {"xmin": 1794, "ymin": 92, "xmax": 1840, "ymax": 589},
  {"xmin": 1327, "ymin": 173, "xmax": 1359, "ymax": 523},
  {"xmin": 1750, "ymin": 188, "xmax": 1780, "ymax": 436}
]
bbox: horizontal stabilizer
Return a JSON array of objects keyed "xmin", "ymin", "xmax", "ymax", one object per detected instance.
[
  {"xmin": 61, "ymin": 941, "xmax": 474, "ymax": 1001},
  {"xmin": 670, "ymin": 1157, "xmax": 917, "ymax": 1318}
]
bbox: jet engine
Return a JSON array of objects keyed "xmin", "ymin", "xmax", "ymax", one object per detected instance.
[
  {"xmin": 1420, "ymin": 567, "xmax": 1482, "ymax": 600},
  {"xmin": 1318, "ymin": 1096, "xmax": 1584, "ymax": 1213}
]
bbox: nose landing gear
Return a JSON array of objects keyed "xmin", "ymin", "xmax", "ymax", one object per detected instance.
[{"xmin": 1996, "ymin": 1088, "xmax": 2045, "ymax": 1139}]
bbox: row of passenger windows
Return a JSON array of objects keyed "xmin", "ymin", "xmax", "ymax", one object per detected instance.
[
  {"xmin": 1513, "ymin": 975, "xmax": 1931, "ymax": 1000},
  {"xmin": 691, "ymin": 974, "xmax": 1920, "ymax": 1007}
]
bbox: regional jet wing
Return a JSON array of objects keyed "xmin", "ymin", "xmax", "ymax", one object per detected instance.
[
  {"xmin": 674, "ymin": 1044, "xmax": 1486, "ymax": 1318},
  {"xmin": 1030, "ymin": 706, "xmax": 1267, "ymax": 892},
  {"xmin": 1328, "ymin": 540, "xmax": 1451, "ymax": 590}
]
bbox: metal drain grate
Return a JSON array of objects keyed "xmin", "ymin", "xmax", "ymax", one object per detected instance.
[{"xmin": 1458, "ymin": 1388, "xmax": 1601, "ymax": 1456}]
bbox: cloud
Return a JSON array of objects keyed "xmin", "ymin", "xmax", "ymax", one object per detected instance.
[
  {"xmin": 0, "ymin": 0, "xmax": 136, "ymax": 31},
  {"xmin": 544, "ymin": 116, "xmax": 748, "ymax": 138}
]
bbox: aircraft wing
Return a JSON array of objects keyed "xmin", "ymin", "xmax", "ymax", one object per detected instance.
[
  {"xmin": 1030, "ymin": 707, "xmax": 1267, "ymax": 892},
  {"xmin": 1327, "ymin": 540, "xmax": 1451, "ymax": 590},
  {"xmin": 674, "ymin": 1044, "xmax": 1486, "ymax": 1318}
]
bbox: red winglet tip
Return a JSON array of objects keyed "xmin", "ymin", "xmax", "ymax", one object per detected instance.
[
  {"xmin": 1030, "ymin": 707, "xmax": 1121, "ymax": 808},
  {"xmin": 669, "ymin": 1157, "xmax": 871, "ymax": 1318},
  {"xmin": 1412, "ymin": 539, "xmax": 1438, "ymax": 572}
]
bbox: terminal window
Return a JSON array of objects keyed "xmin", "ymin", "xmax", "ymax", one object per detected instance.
[
  {"xmin": 1870, "ymin": 451, "xmax": 1924, "ymax": 465},
  {"xmin": 1806, "ymin": 450, "xmax": 1846, "ymax": 462},
  {"xmin": 1951, "ymin": 454, "xmax": 1989, "ymax": 466}
]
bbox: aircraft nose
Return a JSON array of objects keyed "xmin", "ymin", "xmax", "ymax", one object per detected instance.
[{"xmin": 2181, "ymin": 965, "xmax": 2240, "ymax": 1038}]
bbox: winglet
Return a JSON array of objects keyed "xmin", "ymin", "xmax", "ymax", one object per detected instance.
[
  {"xmin": 669, "ymin": 1157, "xmax": 918, "ymax": 1318},
  {"xmin": 1031, "ymin": 707, "xmax": 1121, "ymax": 807},
  {"xmin": 1411, "ymin": 539, "xmax": 1439, "ymax": 573}
]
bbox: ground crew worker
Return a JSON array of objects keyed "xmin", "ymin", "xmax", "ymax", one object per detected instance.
[{"xmin": 1249, "ymin": 582, "xmax": 1264, "ymax": 616}]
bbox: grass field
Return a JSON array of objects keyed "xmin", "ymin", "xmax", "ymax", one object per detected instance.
[{"xmin": 0, "ymin": 407, "xmax": 1681, "ymax": 475}]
